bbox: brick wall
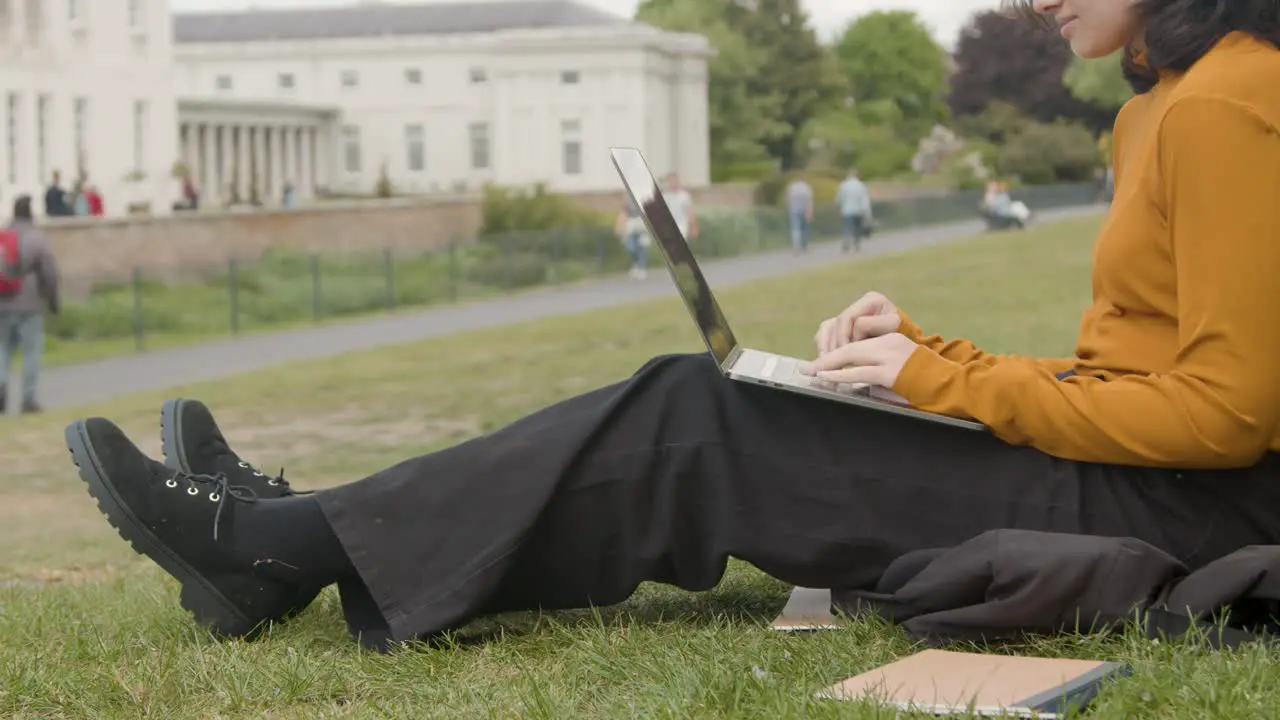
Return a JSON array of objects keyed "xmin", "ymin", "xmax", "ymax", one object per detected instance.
[{"xmin": 43, "ymin": 181, "xmax": 946, "ymax": 283}]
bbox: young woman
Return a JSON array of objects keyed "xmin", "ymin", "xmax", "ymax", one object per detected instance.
[{"xmin": 68, "ymin": 0, "xmax": 1280, "ymax": 649}]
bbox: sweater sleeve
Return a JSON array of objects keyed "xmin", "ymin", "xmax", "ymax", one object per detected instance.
[
  {"xmin": 897, "ymin": 312, "xmax": 1075, "ymax": 375},
  {"xmin": 892, "ymin": 97, "xmax": 1280, "ymax": 469}
]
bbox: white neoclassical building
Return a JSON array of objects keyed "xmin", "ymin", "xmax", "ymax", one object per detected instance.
[
  {"xmin": 172, "ymin": 0, "xmax": 713, "ymax": 207},
  {"xmin": 0, "ymin": 0, "xmax": 180, "ymax": 216},
  {"xmin": 0, "ymin": 0, "xmax": 711, "ymax": 218}
]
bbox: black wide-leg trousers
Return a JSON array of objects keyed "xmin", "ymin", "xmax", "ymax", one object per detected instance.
[{"xmin": 317, "ymin": 354, "xmax": 1280, "ymax": 645}]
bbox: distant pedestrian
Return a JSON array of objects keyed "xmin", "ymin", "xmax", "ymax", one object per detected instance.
[
  {"xmin": 785, "ymin": 175, "xmax": 814, "ymax": 253},
  {"xmin": 44, "ymin": 171, "xmax": 71, "ymax": 218},
  {"xmin": 0, "ymin": 194, "xmax": 60, "ymax": 414},
  {"xmin": 836, "ymin": 169, "xmax": 873, "ymax": 253},
  {"xmin": 616, "ymin": 198, "xmax": 650, "ymax": 280},
  {"xmin": 664, "ymin": 173, "xmax": 698, "ymax": 241}
]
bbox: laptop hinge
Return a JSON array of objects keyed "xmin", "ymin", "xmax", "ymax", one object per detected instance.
[{"xmin": 721, "ymin": 345, "xmax": 743, "ymax": 373}]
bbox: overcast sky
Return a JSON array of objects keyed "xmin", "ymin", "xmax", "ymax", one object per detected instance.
[{"xmin": 168, "ymin": 0, "xmax": 1002, "ymax": 48}]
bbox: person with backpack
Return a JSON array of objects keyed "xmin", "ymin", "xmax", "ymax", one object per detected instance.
[{"xmin": 0, "ymin": 194, "xmax": 60, "ymax": 415}]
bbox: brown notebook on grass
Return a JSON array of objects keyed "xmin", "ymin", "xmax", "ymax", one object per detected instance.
[{"xmin": 818, "ymin": 649, "xmax": 1128, "ymax": 718}]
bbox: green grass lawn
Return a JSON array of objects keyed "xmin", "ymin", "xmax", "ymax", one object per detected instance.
[{"xmin": 5, "ymin": 214, "xmax": 1278, "ymax": 718}]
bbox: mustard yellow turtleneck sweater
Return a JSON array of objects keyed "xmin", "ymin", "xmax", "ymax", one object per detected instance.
[{"xmin": 892, "ymin": 32, "xmax": 1280, "ymax": 470}]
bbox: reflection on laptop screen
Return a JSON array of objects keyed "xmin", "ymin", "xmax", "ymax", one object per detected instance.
[{"xmin": 610, "ymin": 147, "xmax": 739, "ymax": 367}]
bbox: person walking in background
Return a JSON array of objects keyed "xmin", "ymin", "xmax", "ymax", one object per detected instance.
[
  {"xmin": 836, "ymin": 168, "xmax": 873, "ymax": 253},
  {"xmin": 0, "ymin": 195, "xmax": 60, "ymax": 415},
  {"xmin": 43, "ymin": 171, "xmax": 70, "ymax": 218},
  {"xmin": 785, "ymin": 175, "xmax": 814, "ymax": 253},
  {"xmin": 663, "ymin": 173, "xmax": 698, "ymax": 241},
  {"xmin": 616, "ymin": 197, "xmax": 650, "ymax": 280}
]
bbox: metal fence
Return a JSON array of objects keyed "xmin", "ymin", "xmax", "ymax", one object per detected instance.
[{"xmin": 50, "ymin": 182, "xmax": 1097, "ymax": 352}]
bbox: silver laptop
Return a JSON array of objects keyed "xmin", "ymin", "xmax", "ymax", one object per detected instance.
[{"xmin": 609, "ymin": 147, "xmax": 985, "ymax": 432}]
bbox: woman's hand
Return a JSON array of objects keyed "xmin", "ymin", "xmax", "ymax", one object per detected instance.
[
  {"xmin": 800, "ymin": 333, "xmax": 920, "ymax": 388},
  {"xmin": 813, "ymin": 291, "xmax": 902, "ymax": 355}
]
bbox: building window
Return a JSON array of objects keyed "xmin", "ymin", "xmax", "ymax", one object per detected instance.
[
  {"xmin": 405, "ymin": 124, "xmax": 425, "ymax": 172},
  {"xmin": 468, "ymin": 122, "xmax": 489, "ymax": 170},
  {"xmin": 278, "ymin": 73, "xmax": 295, "ymax": 91},
  {"xmin": 128, "ymin": 0, "xmax": 144, "ymax": 28},
  {"xmin": 469, "ymin": 68, "xmax": 487, "ymax": 84},
  {"xmin": 340, "ymin": 70, "xmax": 359, "ymax": 89},
  {"xmin": 132, "ymin": 100, "xmax": 147, "ymax": 171},
  {"xmin": 36, "ymin": 94, "xmax": 49, "ymax": 183},
  {"xmin": 561, "ymin": 119, "xmax": 582, "ymax": 176},
  {"xmin": 215, "ymin": 75, "xmax": 233, "ymax": 91},
  {"xmin": 560, "ymin": 70, "xmax": 580, "ymax": 85},
  {"xmin": 6, "ymin": 93, "xmax": 19, "ymax": 185},
  {"xmin": 73, "ymin": 97, "xmax": 87, "ymax": 172},
  {"xmin": 24, "ymin": 0, "xmax": 40, "ymax": 40},
  {"xmin": 342, "ymin": 125, "xmax": 361, "ymax": 174},
  {"xmin": 405, "ymin": 68, "xmax": 422, "ymax": 86}
]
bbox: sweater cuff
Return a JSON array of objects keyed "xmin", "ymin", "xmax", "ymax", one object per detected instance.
[
  {"xmin": 892, "ymin": 345, "xmax": 962, "ymax": 406},
  {"xmin": 896, "ymin": 311, "xmax": 925, "ymax": 343}
]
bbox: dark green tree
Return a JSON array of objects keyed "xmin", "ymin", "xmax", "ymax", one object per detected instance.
[
  {"xmin": 833, "ymin": 11, "xmax": 949, "ymax": 141},
  {"xmin": 637, "ymin": 0, "xmax": 788, "ymax": 174},
  {"xmin": 724, "ymin": 0, "xmax": 845, "ymax": 169},
  {"xmin": 948, "ymin": 11, "xmax": 1115, "ymax": 132}
]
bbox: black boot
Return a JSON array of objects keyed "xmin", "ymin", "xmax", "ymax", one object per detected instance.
[
  {"xmin": 159, "ymin": 398, "xmax": 323, "ymax": 617},
  {"xmin": 66, "ymin": 418, "xmax": 309, "ymax": 639}
]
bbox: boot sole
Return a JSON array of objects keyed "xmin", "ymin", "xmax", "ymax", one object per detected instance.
[{"xmin": 65, "ymin": 420, "xmax": 263, "ymax": 638}]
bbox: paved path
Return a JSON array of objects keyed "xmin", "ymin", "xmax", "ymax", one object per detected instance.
[{"xmin": 38, "ymin": 206, "xmax": 1101, "ymax": 410}]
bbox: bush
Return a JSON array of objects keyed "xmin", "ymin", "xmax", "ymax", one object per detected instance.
[
  {"xmin": 467, "ymin": 251, "xmax": 549, "ymax": 289},
  {"xmin": 712, "ymin": 160, "xmax": 778, "ymax": 182},
  {"xmin": 997, "ymin": 120, "xmax": 1098, "ymax": 185},
  {"xmin": 478, "ymin": 184, "xmax": 604, "ymax": 237}
]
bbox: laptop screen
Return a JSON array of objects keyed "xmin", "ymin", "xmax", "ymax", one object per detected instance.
[{"xmin": 610, "ymin": 147, "xmax": 740, "ymax": 368}]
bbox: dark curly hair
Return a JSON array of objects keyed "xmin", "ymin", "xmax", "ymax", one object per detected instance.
[{"xmin": 1004, "ymin": 0, "xmax": 1280, "ymax": 93}]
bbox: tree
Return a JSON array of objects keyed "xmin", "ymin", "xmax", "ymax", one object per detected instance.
[
  {"xmin": 795, "ymin": 99, "xmax": 914, "ymax": 178},
  {"xmin": 833, "ymin": 11, "xmax": 949, "ymax": 141},
  {"xmin": 997, "ymin": 120, "xmax": 1098, "ymax": 184},
  {"xmin": 636, "ymin": 0, "xmax": 788, "ymax": 173},
  {"xmin": 724, "ymin": 0, "xmax": 845, "ymax": 169},
  {"xmin": 948, "ymin": 11, "xmax": 1114, "ymax": 132},
  {"xmin": 1064, "ymin": 52, "xmax": 1134, "ymax": 110}
]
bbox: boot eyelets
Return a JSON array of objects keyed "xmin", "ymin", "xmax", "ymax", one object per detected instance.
[
  {"xmin": 187, "ymin": 486, "xmax": 199, "ymax": 496},
  {"xmin": 209, "ymin": 492, "xmax": 221, "ymax": 502},
  {"xmin": 267, "ymin": 479, "xmax": 279, "ymax": 486},
  {"xmin": 165, "ymin": 479, "xmax": 178, "ymax": 488},
  {"xmin": 237, "ymin": 462, "xmax": 249, "ymax": 468}
]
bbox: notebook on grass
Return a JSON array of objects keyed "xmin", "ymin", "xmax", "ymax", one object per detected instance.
[
  {"xmin": 769, "ymin": 587, "xmax": 841, "ymax": 631},
  {"xmin": 818, "ymin": 649, "xmax": 1128, "ymax": 718}
]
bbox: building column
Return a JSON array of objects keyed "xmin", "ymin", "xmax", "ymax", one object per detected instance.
[
  {"xmin": 273, "ymin": 126, "xmax": 287, "ymax": 203},
  {"xmin": 235, "ymin": 126, "xmax": 250, "ymax": 203},
  {"xmin": 200, "ymin": 123, "xmax": 218, "ymax": 205},
  {"xmin": 299, "ymin": 127, "xmax": 314, "ymax": 198},
  {"xmin": 217, "ymin": 124, "xmax": 232, "ymax": 202},
  {"xmin": 251, "ymin": 125, "xmax": 266, "ymax": 204},
  {"xmin": 182, "ymin": 124, "xmax": 198, "ymax": 183},
  {"xmin": 283, "ymin": 127, "xmax": 297, "ymax": 195}
]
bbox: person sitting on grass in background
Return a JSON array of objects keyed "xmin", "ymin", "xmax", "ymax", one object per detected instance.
[{"xmin": 62, "ymin": 0, "xmax": 1280, "ymax": 652}]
